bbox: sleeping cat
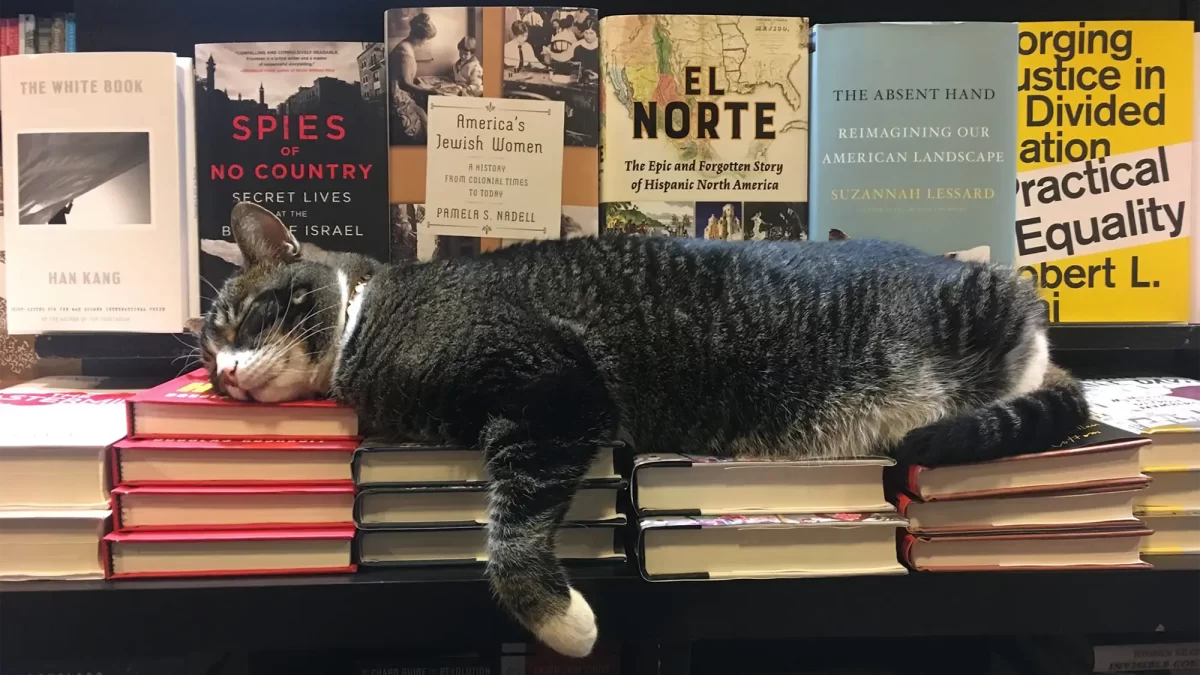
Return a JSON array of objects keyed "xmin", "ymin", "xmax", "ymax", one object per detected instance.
[{"xmin": 201, "ymin": 202, "xmax": 1087, "ymax": 657}]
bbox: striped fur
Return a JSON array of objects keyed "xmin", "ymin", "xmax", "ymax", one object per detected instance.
[{"xmin": 202, "ymin": 207, "xmax": 1088, "ymax": 657}]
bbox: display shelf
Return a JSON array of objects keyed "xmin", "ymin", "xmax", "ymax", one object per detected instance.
[
  {"xmin": 32, "ymin": 325, "xmax": 1200, "ymax": 361},
  {"xmin": 1047, "ymin": 324, "xmax": 1199, "ymax": 352},
  {"xmin": 1, "ymin": 568, "xmax": 1196, "ymax": 659}
]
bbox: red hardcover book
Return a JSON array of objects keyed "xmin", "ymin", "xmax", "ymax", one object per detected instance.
[
  {"xmin": 112, "ymin": 437, "xmax": 358, "ymax": 485},
  {"xmin": 126, "ymin": 369, "xmax": 358, "ymax": 440},
  {"xmin": 888, "ymin": 421, "xmax": 1149, "ymax": 501},
  {"xmin": 104, "ymin": 526, "xmax": 356, "ymax": 578},
  {"xmin": 892, "ymin": 481, "xmax": 1149, "ymax": 536},
  {"xmin": 112, "ymin": 483, "xmax": 355, "ymax": 531},
  {"xmin": 899, "ymin": 528, "xmax": 1153, "ymax": 572}
]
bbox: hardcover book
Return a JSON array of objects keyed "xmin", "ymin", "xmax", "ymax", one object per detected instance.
[
  {"xmin": 353, "ymin": 439, "xmax": 620, "ymax": 486},
  {"xmin": 1081, "ymin": 377, "xmax": 1200, "ymax": 471},
  {"xmin": 385, "ymin": 7, "xmax": 600, "ymax": 261},
  {"xmin": 355, "ymin": 482, "xmax": 623, "ymax": 528},
  {"xmin": 1017, "ymin": 21, "xmax": 1193, "ymax": 323},
  {"xmin": 1, "ymin": 376, "xmax": 147, "ymax": 509},
  {"xmin": 630, "ymin": 454, "xmax": 893, "ymax": 516},
  {"xmin": 809, "ymin": 22, "xmax": 1017, "ymax": 261},
  {"xmin": 599, "ymin": 14, "xmax": 810, "ymax": 242},
  {"xmin": 0, "ymin": 509, "xmax": 110, "ymax": 580},
  {"xmin": 888, "ymin": 421, "xmax": 1149, "ymax": 501},
  {"xmin": 104, "ymin": 526, "xmax": 356, "ymax": 578},
  {"xmin": 356, "ymin": 523, "xmax": 623, "ymax": 566},
  {"xmin": 892, "ymin": 484, "xmax": 1148, "ymax": 536},
  {"xmin": 194, "ymin": 41, "xmax": 389, "ymax": 312},
  {"xmin": 899, "ymin": 527, "xmax": 1152, "ymax": 572},
  {"xmin": 113, "ymin": 437, "xmax": 358, "ymax": 485},
  {"xmin": 127, "ymin": 369, "xmax": 359, "ymax": 440},
  {"xmin": 112, "ymin": 483, "xmax": 355, "ymax": 531},
  {"xmin": 1, "ymin": 53, "xmax": 197, "ymax": 333},
  {"xmin": 636, "ymin": 512, "xmax": 908, "ymax": 581}
]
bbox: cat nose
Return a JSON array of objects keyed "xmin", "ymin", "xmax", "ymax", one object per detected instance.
[{"xmin": 219, "ymin": 364, "xmax": 240, "ymax": 389}]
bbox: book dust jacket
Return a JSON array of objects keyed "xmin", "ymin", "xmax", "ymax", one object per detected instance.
[
  {"xmin": 194, "ymin": 42, "xmax": 388, "ymax": 310},
  {"xmin": 1017, "ymin": 22, "xmax": 1193, "ymax": 323},
  {"xmin": 599, "ymin": 15, "xmax": 810, "ymax": 242}
]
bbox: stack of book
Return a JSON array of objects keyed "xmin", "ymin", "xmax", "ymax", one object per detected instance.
[
  {"xmin": 353, "ymin": 440, "xmax": 626, "ymax": 567},
  {"xmin": 103, "ymin": 370, "xmax": 360, "ymax": 579},
  {"xmin": 1083, "ymin": 377, "xmax": 1200, "ymax": 570},
  {"xmin": 889, "ymin": 422, "xmax": 1154, "ymax": 572},
  {"xmin": 0, "ymin": 376, "xmax": 144, "ymax": 580},
  {"xmin": 630, "ymin": 454, "xmax": 907, "ymax": 580}
]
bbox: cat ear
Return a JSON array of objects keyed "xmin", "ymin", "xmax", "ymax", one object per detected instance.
[{"xmin": 231, "ymin": 202, "xmax": 301, "ymax": 267}]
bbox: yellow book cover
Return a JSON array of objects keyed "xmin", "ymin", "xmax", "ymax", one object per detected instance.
[{"xmin": 1016, "ymin": 21, "xmax": 1193, "ymax": 323}]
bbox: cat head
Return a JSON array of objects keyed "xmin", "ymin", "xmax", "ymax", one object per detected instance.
[{"xmin": 199, "ymin": 203, "xmax": 378, "ymax": 402}]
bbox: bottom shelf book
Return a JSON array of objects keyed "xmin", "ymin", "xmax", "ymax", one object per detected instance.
[
  {"xmin": 0, "ymin": 509, "xmax": 110, "ymax": 580},
  {"xmin": 356, "ymin": 525, "xmax": 626, "ymax": 567},
  {"xmin": 636, "ymin": 513, "xmax": 908, "ymax": 581},
  {"xmin": 103, "ymin": 527, "xmax": 357, "ymax": 578},
  {"xmin": 1137, "ymin": 507, "xmax": 1200, "ymax": 570}
]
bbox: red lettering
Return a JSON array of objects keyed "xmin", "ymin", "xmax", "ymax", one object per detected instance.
[
  {"xmin": 326, "ymin": 115, "xmax": 345, "ymax": 140},
  {"xmin": 255, "ymin": 164, "xmax": 269, "ymax": 179},
  {"xmin": 257, "ymin": 116, "xmax": 277, "ymax": 139},
  {"xmin": 342, "ymin": 164, "xmax": 357, "ymax": 179},
  {"xmin": 231, "ymin": 116, "xmax": 251, "ymax": 141},
  {"xmin": 299, "ymin": 115, "xmax": 318, "ymax": 140}
]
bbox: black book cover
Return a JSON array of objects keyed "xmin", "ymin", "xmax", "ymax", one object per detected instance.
[{"xmin": 194, "ymin": 41, "xmax": 388, "ymax": 312}]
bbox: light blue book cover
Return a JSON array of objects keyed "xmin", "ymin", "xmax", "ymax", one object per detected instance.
[{"xmin": 809, "ymin": 22, "xmax": 1018, "ymax": 263}]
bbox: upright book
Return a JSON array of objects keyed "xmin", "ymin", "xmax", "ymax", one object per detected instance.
[
  {"xmin": 598, "ymin": 14, "xmax": 809, "ymax": 242},
  {"xmin": 1, "ymin": 53, "xmax": 198, "ymax": 333},
  {"xmin": 809, "ymin": 22, "xmax": 1018, "ymax": 262},
  {"xmin": 194, "ymin": 42, "xmax": 389, "ymax": 311},
  {"xmin": 385, "ymin": 7, "xmax": 599, "ymax": 262},
  {"xmin": 1017, "ymin": 21, "xmax": 1193, "ymax": 322}
]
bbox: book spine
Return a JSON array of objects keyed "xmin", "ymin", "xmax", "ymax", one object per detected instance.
[
  {"xmin": 0, "ymin": 19, "xmax": 14, "ymax": 56},
  {"xmin": 35, "ymin": 17, "xmax": 51, "ymax": 55},
  {"xmin": 51, "ymin": 13, "xmax": 66, "ymax": 53},
  {"xmin": 65, "ymin": 13, "xmax": 76, "ymax": 52},
  {"xmin": 19, "ymin": 15, "xmax": 34, "ymax": 54},
  {"xmin": 181, "ymin": 58, "xmax": 200, "ymax": 322}
]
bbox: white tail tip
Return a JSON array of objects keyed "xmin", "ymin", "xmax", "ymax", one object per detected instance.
[{"xmin": 533, "ymin": 587, "xmax": 597, "ymax": 658}]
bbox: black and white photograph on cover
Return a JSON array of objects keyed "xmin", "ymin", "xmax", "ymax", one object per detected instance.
[
  {"xmin": 387, "ymin": 7, "xmax": 486, "ymax": 146},
  {"xmin": 561, "ymin": 204, "xmax": 599, "ymax": 239},
  {"xmin": 695, "ymin": 202, "xmax": 744, "ymax": 241},
  {"xmin": 16, "ymin": 132, "xmax": 151, "ymax": 226},
  {"xmin": 603, "ymin": 201, "xmax": 693, "ymax": 237},
  {"xmin": 743, "ymin": 202, "xmax": 809, "ymax": 241},
  {"xmin": 502, "ymin": 7, "xmax": 599, "ymax": 147},
  {"xmin": 391, "ymin": 202, "xmax": 424, "ymax": 262}
]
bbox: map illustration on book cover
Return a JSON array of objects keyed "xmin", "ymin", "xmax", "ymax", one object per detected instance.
[
  {"xmin": 1016, "ymin": 22, "xmax": 1193, "ymax": 323},
  {"xmin": 599, "ymin": 15, "xmax": 810, "ymax": 241},
  {"xmin": 386, "ymin": 7, "xmax": 600, "ymax": 262},
  {"xmin": 194, "ymin": 42, "xmax": 388, "ymax": 311},
  {"xmin": 809, "ymin": 22, "xmax": 1017, "ymax": 263}
]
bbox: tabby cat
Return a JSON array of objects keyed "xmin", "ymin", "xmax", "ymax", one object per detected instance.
[{"xmin": 201, "ymin": 203, "xmax": 1087, "ymax": 657}]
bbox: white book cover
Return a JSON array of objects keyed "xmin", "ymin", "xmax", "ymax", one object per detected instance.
[{"xmin": 1, "ymin": 53, "xmax": 191, "ymax": 333}]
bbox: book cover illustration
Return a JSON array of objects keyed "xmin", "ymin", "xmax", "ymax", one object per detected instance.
[
  {"xmin": 599, "ymin": 14, "xmax": 810, "ymax": 241},
  {"xmin": 386, "ymin": 7, "xmax": 600, "ymax": 262},
  {"xmin": 194, "ymin": 41, "xmax": 389, "ymax": 311},
  {"xmin": 1082, "ymin": 377, "xmax": 1200, "ymax": 433},
  {"xmin": 809, "ymin": 22, "xmax": 1017, "ymax": 262},
  {"xmin": 1016, "ymin": 22, "xmax": 1193, "ymax": 323}
]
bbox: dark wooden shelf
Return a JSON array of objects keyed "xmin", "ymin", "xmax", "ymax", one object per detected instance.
[{"xmin": 2, "ymin": 568, "xmax": 1197, "ymax": 659}]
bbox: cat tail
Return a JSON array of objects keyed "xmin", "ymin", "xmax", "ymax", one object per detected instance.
[
  {"xmin": 889, "ymin": 363, "xmax": 1089, "ymax": 467},
  {"xmin": 481, "ymin": 418, "xmax": 600, "ymax": 658}
]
